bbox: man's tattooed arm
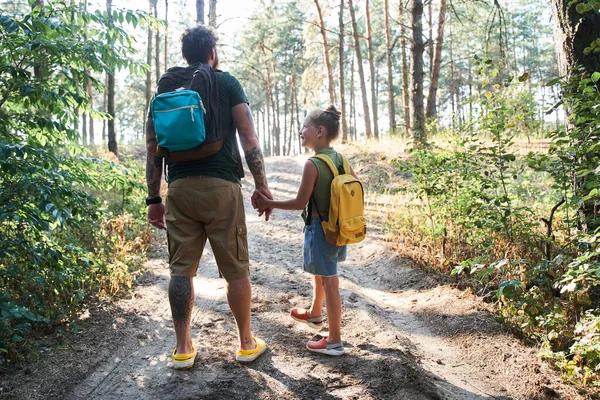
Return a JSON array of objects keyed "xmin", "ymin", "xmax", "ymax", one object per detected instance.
[
  {"xmin": 145, "ymin": 117, "xmax": 163, "ymax": 197},
  {"xmin": 233, "ymin": 103, "xmax": 267, "ymax": 188}
]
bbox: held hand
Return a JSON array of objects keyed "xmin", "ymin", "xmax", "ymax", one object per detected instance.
[
  {"xmin": 252, "ymin": 186, "xmax": 273, "ymax": 221},
  {"xmin": 148, "ymin": 202, "xmax": 166, "ymax": 230}
]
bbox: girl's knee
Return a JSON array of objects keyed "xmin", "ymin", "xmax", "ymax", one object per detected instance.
[{"xmin": 321, "ymin": 276, "xmax": 339, "ymax": 290}]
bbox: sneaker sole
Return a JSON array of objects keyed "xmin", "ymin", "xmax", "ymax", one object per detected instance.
[
  {"xmin": 172, "ymin": 359, "xmax": 195, "ymax": 370},
  {"xmin": 291, "ymin": 315, "xmax": 323, "ymax": 330},
  {"xmin": 236, "ymin": 344, "xmax": 267, "ymax": 363},
  {"xmin": 306, "ymin": 345, "xmax": 345, "ymax": 356}
]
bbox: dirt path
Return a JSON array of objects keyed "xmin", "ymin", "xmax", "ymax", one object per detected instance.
[{"xmin": 0, "ymin": 154, "xmax": 585, "ymax": 400}]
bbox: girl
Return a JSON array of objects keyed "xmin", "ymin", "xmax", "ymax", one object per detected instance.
[{"xmin": 255, "ymin": 105, "xmax": 358, "ymax": 356}]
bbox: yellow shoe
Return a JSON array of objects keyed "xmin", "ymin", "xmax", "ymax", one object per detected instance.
[
  {"xmin": 172, "ymin": 344, "xmax": 197, "ymax": 370},
  {"xmin": 236, "ymin": 336, "xmax": 267, "ymax": 363}
]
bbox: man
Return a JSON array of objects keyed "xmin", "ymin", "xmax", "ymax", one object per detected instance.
[{"xmin": 145, "ymin": 26, "xmax": 273, "ymax": 369}]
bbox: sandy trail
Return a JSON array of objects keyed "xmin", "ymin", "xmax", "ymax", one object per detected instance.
[{"xmin": 1, "ymin": 154, "xmax": 583, "ymax": 400}]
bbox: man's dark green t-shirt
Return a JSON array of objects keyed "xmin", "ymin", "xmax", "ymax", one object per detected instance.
[{"xmin": 166, "ymin": 69, "xmax": 248, "ymax": 184}]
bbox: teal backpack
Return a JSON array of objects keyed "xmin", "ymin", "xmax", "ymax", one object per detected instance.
[
  {"xmin": 151, "ymin": 63, "xmax": 224, "ymax": 164},
  {"xmin": 152, "ymin": 89, "xmax": 206, "ymax": 152}
]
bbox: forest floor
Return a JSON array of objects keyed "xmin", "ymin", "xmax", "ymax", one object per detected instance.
[{"xmin": 0, "ymin": 142, "xmax": 587, "ymax": 399}]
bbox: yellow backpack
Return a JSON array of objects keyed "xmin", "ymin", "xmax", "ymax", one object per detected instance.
[{"xmin": 313, "ymin": 154, "xmax": 366, "ymax": 246}]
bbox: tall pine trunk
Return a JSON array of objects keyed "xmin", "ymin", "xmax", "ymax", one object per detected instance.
[
  {"xmin": 339, "ymin": 0, "xmax": 349, "ymax": 143},
  {"xmin": 399, "ymin": 0, "xmax": 411, "ymax": 137},
  {"xmin": 314, "ymin": 0, "xmax": 336, "ymax": 105},
  {"xmin": 384, "ymin": 0, "xmax": 396, "ymax": 133},
  {"xmin": 103, "ymin": 73, "xmax": 108, "ymax": 143},
  {"xmin": 449, "ymin": 26, "xmax": 456, "ymax": 128},
  {"xmin": 290, "ymin": 74, "xmax": 296, "ymax": 155},
  {"xmin": 83, "ymin": 0, "xmax": 94, "ymax": 145},
  {"xmin": 350, "ymin": 54, "xmax": 356, "ymax": 140},
  {"xmin": 164, "ymin": 0, "xmax": 168, "ymax": 70},
  {"xmin": 144, "ymin": 0, "xmax": 153, "ymax": 136},
  {"xmin": 275, "ymin": 83, "xmax": 281, "ymax": 156},
  {"xmin": 428, "ymin": 0, "xmax": 433, "ymax": 67},
  {"xmin": 107, "ymin": 0, "xmax": 117, "ymax": 154},
  {"xmin": 365, "ymin": 0, "xmax": 378, "ymax": 138},
  {"xmin": 410, "ymin": 0, "xmax": 426, "ymax": 145},
  {"xmin": 209, "ymin": 0, "xmax": 217, "ymax": 28},
  {"xmin": 426, "ymin": 0, "xmax": 447, "ymax": 119},
  {"xmin": 154, "ymin": 1, "xmax": 160, "ymax": 83},
  {"xmin": 348, "ymin": 0, "xmax": 372, "ymax": 139},
  {"xmin": 550, "ymin": 0, "xmax": 600, "ymax": 232},
  {"xmin": 550, "ymin": 0, "xmax": 600, "ymax": 77},
  {"xmin": 196, "ymin": 0, "xmax": 204, "ymax": 24}
]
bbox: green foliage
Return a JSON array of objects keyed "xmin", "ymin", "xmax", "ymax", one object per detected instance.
[
  {"xmin": 391, "ymin": 54, "xmax": 600, "ymax": 387},
  {"xmin": 393, "ymin": 59, "xmax": 545, "ymax": 275},
  {"xmin": 0, "ymin": 2, "xmax": 153, "ymax": 365}
]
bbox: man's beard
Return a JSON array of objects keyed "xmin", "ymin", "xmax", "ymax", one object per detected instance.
[{"xmin": 213, "ymin": 52, "xmax": 219, "ymax": 70}]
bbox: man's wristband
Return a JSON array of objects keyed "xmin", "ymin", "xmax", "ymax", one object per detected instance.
[{"xmin": 145, "ymin": 196, "xmax": 162, "ymax": 206}]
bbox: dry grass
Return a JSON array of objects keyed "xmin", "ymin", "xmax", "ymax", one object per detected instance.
[{"xmin": 336, "ymin": 133, "xmax": 557, "ymax": 274}]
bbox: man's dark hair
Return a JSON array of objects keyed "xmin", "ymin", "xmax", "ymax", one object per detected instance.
[{"xmin": 181, "ymin": 26, "xmax": 217, "ymax": 65}]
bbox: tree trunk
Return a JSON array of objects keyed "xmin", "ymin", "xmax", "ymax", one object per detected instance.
[
  {"xmin": 449, "ymin": 26, "xmax": 456, "ymax": 128},
  {"xmin": 87, "ymin": 84, "xmax": 94, "ymax": 145},
  {"xmin": 399, "ymin": 0, "xmax": 411, "ymax": 137},
  {"xmin": 164, "ymin": 0, "xmax": 168, "ymax": 70},
  {"xmin": 262, "ymin": 42, "xmax": 279, "ymax": 157},
  {"xmin": 266, "ymin": 86, "xmax": 271, "ymax": 157},
  {"xmin": 294, "ymin": 77, "xmax": 301, "ymax": 152},
  {"xmin": 81, "ymin": 0, "xmax": 94, "ymax": 145},
  {"xmin": 550, "ymin": 0, "xmax": 600, "ymax": 78},
  {"xmin": 283, "ymin": 79, "xmax": 288, "ymax": 156},
  {"xmin": 365, "ymin": 0, "xmax": 379, "ymax": 139},
  {"xmin": 410, "ymin": 0, "xmax": 426, "ymax": 145},
  {"xmin": 290, "ymin": 74, "xmax": 296, "ymax": 155},
  {"xmin": 275, "ymin": 83, "xmax": 281, "ymax": 156},
  {"xmin": 144, "ymin": 0, "xmax": 153, "ymax": 136},
  {"xmin": 107, "ymin": 0, "xmax": 117, "ymax": 154},
  {"xmin": 82, "ymin": 113, "xmax": 88, "ymax": 145},
  {"xmin": 154, "ymin": 2, "xmax": 160, "ymax": 84},
  {"xmin": 339, "ymin": 0, "xmax": 349, "ymax": 143},
  {"xmin": 196, "ymin": 0, "xmax": 204, "ymax": 24},
  {"xmin": 350, "ymin": 54, "xmax": 356, "ymax": 140},
  {"xmin": 550, "ymin": 0, "xmax": 600, "ymax": 232},
  {"xmin": 426, "ymin": 0, "xmax": 447, "ymax": 120},
  {"xmin": 348, "ymin": 0, "xmax": 372, "ymax": 139},
  {"xmin": 209, "ymin": 0, "xmax": 217, "ymax": 29},
  {"xmin": 103, "ymin": 73, "xmax": 108, "ymax": 143},
  {"xmin": 262, "ymin": 109, "xmax": 267, "ymax": 155},
  {"xmin": 428, "ymin": 0, "xmax": 433, "ymax": 67},
  {"xmin": 32, "ymin": 0, "xmax": 44, "ymax": 80},
  {"xmin": 384, "ymin": 0, "xmax": 396, "ymax": 133},
  {"xmin": 314, "ymin": 0, "xmax": 336, "ymax": 105}
]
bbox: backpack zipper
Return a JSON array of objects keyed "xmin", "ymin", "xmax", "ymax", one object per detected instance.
[{"xmin": 154, "ymin": 105, "xmax": 200, "ymax": 123}]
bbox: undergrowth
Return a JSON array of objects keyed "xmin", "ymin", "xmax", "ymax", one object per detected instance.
[{"xmin": 377, "ymin": 61, "xmax": 600, "ymax": 392}]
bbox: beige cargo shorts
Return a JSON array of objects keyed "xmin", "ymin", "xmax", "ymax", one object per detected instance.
[{"xmin": 165, "ymin": 175, "xmax": 249, "ymax": 281}]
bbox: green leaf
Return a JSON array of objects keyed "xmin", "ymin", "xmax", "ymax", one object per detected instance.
[
  {"xmin": 497, "ymin": 280, "xmax": 523, "ymax": 300},
  {"xmin": 546, "ymin": 78, "xmax": 561, "ymax": 86},
  {"xmin": 592, "ymin": 72, "xmax": 600, "ymax": 82}
]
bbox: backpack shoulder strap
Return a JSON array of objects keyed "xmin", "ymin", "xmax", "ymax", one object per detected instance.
[
  {"xmin": 340, "ymin": 154, "xmax": 351, "ymax": 176},
  {"xmin": 313, "ymin": 154, "xmax": 339, "ymax": 177}
]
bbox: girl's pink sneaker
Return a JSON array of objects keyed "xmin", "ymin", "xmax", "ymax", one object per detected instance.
[
  {"xmin": 290, "ymin": 307, "xmax": 323, "ymax": 329},
  {"xmin": 306, "ymin": 336, "xmax": 344, "ymax": 356}
]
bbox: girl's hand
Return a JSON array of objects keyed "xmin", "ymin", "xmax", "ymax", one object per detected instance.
[
  {"xmin": 252, "ymin": 186, "xmax": 273, "ymax": 221},
  {"xmin": 253, "ymin": 191, "xmax": 272, "ymax": 217}
]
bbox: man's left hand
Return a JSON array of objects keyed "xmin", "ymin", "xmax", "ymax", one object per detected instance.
[{"xmin": 148, "ymin": 202, "xmax": 166, "ymax": 230}]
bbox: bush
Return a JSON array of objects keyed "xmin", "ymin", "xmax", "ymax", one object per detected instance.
[{"xmin": 0, "ymin": 2, "xmax": 156, "ymax": 364}]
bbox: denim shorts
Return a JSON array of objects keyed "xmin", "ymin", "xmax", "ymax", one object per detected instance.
[{"xmin": 303, "ymin": 217, "xmax": 347, "ymax": 277}]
